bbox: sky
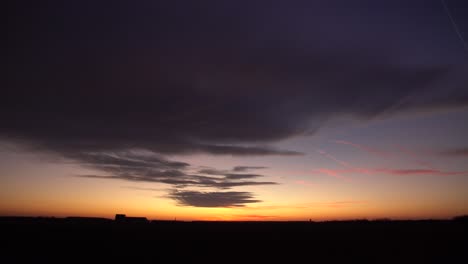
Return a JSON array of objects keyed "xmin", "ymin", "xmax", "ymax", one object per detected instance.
[{"xmin": 3, "ymin": 0, "xmax": 468, "ymax": 221}]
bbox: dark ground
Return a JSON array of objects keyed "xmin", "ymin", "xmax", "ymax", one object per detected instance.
[{"xmin": 2, "ymin": 217, "xmax": 467, "ymax": 262}]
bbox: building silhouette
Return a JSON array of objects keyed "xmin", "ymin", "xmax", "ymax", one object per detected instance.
[{"xmin": 115, "ymin": 214, "xmax": 148, "ymax": 223}]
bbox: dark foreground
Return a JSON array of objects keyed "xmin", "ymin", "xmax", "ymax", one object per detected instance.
[{"xmin": 2, "ymin": 217, "xmax": 467, "ymax": 262}]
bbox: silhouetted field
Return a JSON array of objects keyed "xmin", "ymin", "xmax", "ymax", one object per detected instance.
[{"xmin": 2, "ymin": 217, "xmax": 467, "ymax": 262}]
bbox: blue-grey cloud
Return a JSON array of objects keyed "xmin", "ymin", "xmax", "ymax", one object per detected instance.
[
  {"xmin": 168, "ymin": 190, "xmax": 261, "ymax": 207},
  {"xmin": 198, "ymin": 167, "xmax": 265, "ymax": 180},
  {"xmin": 233, "ymin": 166, "xmax": 268, "ymax": 172},
  {"xmin": 74, "ymin": 151, "xmax": 277, "ymax": 192}
]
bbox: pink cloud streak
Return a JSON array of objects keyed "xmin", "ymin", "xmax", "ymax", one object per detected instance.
[
  {"xmin": 317, "ymin": 149, "xmax": 351, "ymax": 167},
  {"xmin": 311, "ymin": 167, "xmax": 468, "ymax": 178},
  {"xmin": 312, "ymin": 168, "xmax": 353, "ymax": 182},
  {"xmin": 394, "ymin": 145, "xmax": 435, "ymax": 169},
  {"xmin": 338, "ymin": 141, "xmax": 435, "ymax": 170},
  {"xmin": 375, "ymin": 168, "xmax": 468, "ymax": 176},
  {"xmin": 311, "ymin": 143, "xmax": 467, "ymax": 182},
  {"xmin": 316, "ymin": 149, "xmax": 370, "ymax": 179}
]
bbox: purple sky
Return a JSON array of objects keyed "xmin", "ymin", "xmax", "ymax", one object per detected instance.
[{"xmin": 2, "ymin": 0, "xmax": 468, "ymax": 220}]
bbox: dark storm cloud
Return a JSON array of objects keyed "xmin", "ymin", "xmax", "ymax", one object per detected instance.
[
  {"xmin": 168, "ymin": 191, "xmax": 261, "ymax": 207},
  {"xmin": 4, "ymin": 0, "xmax": 468, "ymax": 157},
  {"xmin": 439, "ymin": 147, "xmax": 468, "ymax": 157},
  {"xmin": 73, "ymin": 151, "xmax": 277, "ymax": 190}
]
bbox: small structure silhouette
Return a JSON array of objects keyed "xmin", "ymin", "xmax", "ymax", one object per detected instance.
[
  {"xmin": 115, "ymin": 214, "xmax": 148, "ymax": 224},
  {"xmin": 115, "ymin": 214, "xmax": 126, "ymax": 222}
]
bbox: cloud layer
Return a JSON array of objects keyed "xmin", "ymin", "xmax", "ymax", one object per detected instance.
[
  {"xmin": 4, "ymin": 0, "xmax": 468, "ymax": 157},
  {"xmin": 74, "ymin": 151, "xmax": 276, "ymax": 188},
  {"xmin": 72, "ymin": 150, "xmax": 275, "ymax": 207}
]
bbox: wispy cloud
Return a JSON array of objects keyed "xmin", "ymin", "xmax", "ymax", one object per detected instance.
[
  {"xmin": 197, "ymin": 168, "xmax": 228, "ymax": 175},
  {"xmin": 197, "ymin": 168, "xmax": 264, "ymax": 180},
  {"xmin": 224, "ymin": 174, "xmax": 263, "ymax": 180},
  {"xmin": 233, "ymin": 166, "xmax": 268, "ymax": 172}
]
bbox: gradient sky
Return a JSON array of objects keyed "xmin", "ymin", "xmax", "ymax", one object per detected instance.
[{"xmin": 3, "ymin": 0, "xmax": 468, "ymax": 221}]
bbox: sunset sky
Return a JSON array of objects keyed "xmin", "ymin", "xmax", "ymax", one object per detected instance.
[{"xmin": 3, "ymin": 0, "xmax": 468, "ymax": 221}]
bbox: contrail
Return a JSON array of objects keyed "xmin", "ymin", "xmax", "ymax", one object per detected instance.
[
  {"xmin": 332, "ymin": 140, "xmax": 390, "ymax": 158},
  {"xmin": 441, "ymin": 0, "xmax": 468, "ymax": 53}
]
